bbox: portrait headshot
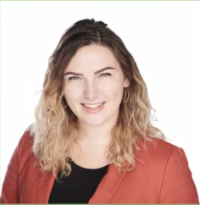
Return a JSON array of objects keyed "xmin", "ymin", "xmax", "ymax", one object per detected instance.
[{"xmin": 1, "ymin": 1, "xmax": 200, "ymax": 203}]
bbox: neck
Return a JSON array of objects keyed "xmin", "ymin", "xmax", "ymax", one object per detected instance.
[{"xmin": 76, "ymin": 116, "xmax": 118, "ymax": 145}]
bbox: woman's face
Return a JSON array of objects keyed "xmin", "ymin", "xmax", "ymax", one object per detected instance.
[{"xmin": 63, "ymin": 44, "xmax": 129, "ymax": 126}]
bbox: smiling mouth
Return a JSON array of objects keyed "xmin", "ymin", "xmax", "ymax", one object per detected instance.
[
  {"xmin": 81, "ymin": 102, "xmax": 105, "ymax": 105},
  {"xmin": 81, "ymin": 102, "xmax": 106, "ymax": 113},
  {"xmin": 81, "ymin": 102, "xmax": 106, "ymax": 108}
]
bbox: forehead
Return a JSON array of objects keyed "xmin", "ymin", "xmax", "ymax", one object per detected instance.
[{"xmin": 65, "ymin": 44, "xmax": 121, "ymax": 72}]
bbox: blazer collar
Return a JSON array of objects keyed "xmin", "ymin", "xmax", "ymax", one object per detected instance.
[
  {"xmin": 89, "ymin": 161, "xmax": 130, "ymax": 203},
  {"xmin": 35, "ymin": 161, "xmax": 130, "ymax": 203},
  {"xmin": 35, "ymin": 167, "xmax": 58, "ymax": 203}
]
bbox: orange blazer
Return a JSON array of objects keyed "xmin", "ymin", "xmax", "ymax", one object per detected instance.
[{"xmin": 1, "ymin": 131, "xmax": 199, "ymax": 203}]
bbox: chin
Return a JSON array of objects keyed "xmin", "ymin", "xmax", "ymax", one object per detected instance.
[{"xmin": 83, "ymin": 117, "xmax": 107, "ymax": 126}]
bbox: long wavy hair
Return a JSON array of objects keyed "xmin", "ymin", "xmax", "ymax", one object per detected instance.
[{"xmin": 28, "ymin": 18, "xmax": 165, "ymax": 178}]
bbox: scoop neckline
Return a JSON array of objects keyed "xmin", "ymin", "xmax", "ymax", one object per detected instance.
[{"xmin": 71, "ymin": 160, "xmax": 110, "ymax": 171}]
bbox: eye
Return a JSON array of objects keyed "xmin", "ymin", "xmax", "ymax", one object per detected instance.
[
  {"xmin": 100, "ymin": 73, "xmax": 111, "ymax": 77},
  {"xmin": 68, "ymin": 76, "xmax": 79, "ymax": 81}
]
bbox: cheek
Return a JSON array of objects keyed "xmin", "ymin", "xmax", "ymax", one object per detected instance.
[
  {"xmin": 63, "ymin": 85, "xmax": 82, "ymax": 102},
  {"xmin": 102, "ymin": 82, "xmax": 124, "ymax": 100}
]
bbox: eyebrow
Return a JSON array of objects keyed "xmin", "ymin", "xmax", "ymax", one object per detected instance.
[{"xmin": 64, "ymin": 67, "xmax": 116, "ymax": 76}]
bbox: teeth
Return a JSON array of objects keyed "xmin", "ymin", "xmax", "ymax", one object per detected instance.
[{"xmin": 83, "ymin": 103, "xmax": 103, "ymax": 108}]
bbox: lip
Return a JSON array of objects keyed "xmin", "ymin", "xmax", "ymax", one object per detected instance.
[
  {"xmin": 81, "ymin": 102, "xmax": 106, "ymax": 105},
  {"xmin": 81, "ymin": 102, "xmax": 105, "ymax": 113}
]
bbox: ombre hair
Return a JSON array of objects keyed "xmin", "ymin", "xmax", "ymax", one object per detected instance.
[{"xmin": 28, "ymin": 18, "xmax": 165, "ymax": 178}]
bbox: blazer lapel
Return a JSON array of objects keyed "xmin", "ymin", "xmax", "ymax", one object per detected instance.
[
  {"xmin": 35, "ymin": 167, "xmax": 58, "ymax": 203},
  {"xmin": 89, "ymin": 161, "xmax": 130, "ymax": 204},
  {"xmin": 33, "ymin": 160, "xmax": 130, "ymax": 203}
]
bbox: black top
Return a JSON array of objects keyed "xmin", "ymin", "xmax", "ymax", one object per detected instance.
[{"xmin": 48, "ymin": 160, "xmax": 109, "ymax": 203}]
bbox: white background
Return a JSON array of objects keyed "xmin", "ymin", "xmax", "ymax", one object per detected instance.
[{"xmin": 1, "ymin": 1, "xmax": 200, "ymax": 198}]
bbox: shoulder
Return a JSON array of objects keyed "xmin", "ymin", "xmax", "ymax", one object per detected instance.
[
  {"xmin": 18, "ymin": 129, "xmax": 34, "ymax": 150},
  {"xmin": 145, "ymin": 137, "xmax": 192, "ymax": 175},
  {"xmin": 136, "ymin": 137, "xmax": 183, "ymax": 162},
  {"xmin": 143, "ymin": 138, "xmax": 198, "ymax": 203},
  {"xmin": 132, "ymin": 138, "xmax": 199, "ymax": 203},
  {"xmin": 134, "ymin": 137, "xmax": 195, "ymax": 190},
  {"xmin": 150, "ymin": 138, "xmax": 189, "ymax": 164},
  {"xmin": 15, "ymin": 129, "xmax": 35, "ymax": 162},
  {"xmin": 134, "ymin": 137, "xmax": 191, "ymax": 176}
]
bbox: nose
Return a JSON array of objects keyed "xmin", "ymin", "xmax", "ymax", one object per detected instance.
[{"xmin": 83, "ymin": 80, "xmax": 100, "ymax": 101}]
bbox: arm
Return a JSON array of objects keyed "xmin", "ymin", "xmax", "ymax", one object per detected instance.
[
  {"xmin": 1, "ymin": 131, "xmax": 30, "ymax": 203},
  {"xmin": 1, "ymin": 145, "xmax": 20, "ymax": 203},
  {"xmin": 158, "ymin": 147, "xmax": 199, "ymax": 203}
]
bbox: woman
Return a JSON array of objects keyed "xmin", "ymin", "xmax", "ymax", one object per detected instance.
[{"xmin": 1, "ymin": 18, "xmax": 199, "ymax": 203}]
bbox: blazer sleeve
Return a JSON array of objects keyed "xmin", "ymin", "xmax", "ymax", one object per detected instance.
[
  {"xmin": 1, "ymin": 131, "xmax": 29, "ymax": 203},
  {"xmin": 158, "ymin": 147, "xmax": 199, "ymax": 203}
]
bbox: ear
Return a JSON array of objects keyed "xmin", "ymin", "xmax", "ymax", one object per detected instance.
[{"xmin": 123, "ymin": 78, "xmax": 130, "ymax": 88}]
